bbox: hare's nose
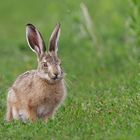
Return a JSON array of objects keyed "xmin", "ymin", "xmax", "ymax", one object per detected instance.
[{"xmin": 52, "ymin": 73, "xmax": 58, "ymax": 80}]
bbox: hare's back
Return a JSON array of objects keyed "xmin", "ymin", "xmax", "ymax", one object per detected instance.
[
  {"xmin": 11, "ymin": 70, "xmax": 40, "ymax": 93},
  {"xmin": 13, "ymin": 70, "xmax": 36, "ymax": 85}
]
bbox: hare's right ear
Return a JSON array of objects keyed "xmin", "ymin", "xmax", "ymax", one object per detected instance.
[
  {"xmin": 49, "ymin": 23, "xmax": 61, "ymax": 55},
  {"xmin": 26, "ymin": 24, "xmax": 46, "ymax": 57}
]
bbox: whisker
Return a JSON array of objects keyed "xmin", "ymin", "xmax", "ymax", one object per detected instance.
[{"xmin": 64, "ymin": 79, "xmax": 70, "ymax": 89}]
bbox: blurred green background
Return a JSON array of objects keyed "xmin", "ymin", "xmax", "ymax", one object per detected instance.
[{"xmin": 0, "ymin": 0, "xmax": 140, "ymax": 140}]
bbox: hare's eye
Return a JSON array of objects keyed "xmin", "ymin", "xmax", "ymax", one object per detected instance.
[{"xmin": 43, "ymin": 63, "xmax": 48, "ymax": 67}]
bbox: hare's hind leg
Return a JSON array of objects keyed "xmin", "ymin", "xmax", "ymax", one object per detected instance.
[
  {"xmin": 6, "ymin": 103, "xmax": 19, "ymax": 121},
  {"xmin": 6, "ymin": 90, "xmax": 14, "ymax": 121},
  {"xmin": 6, "ymin": 89, "xmax": 19, "ymax": 121},
  {"xmin": 6, "ymin": 101, "xmax": 13, "ymax": 121}
]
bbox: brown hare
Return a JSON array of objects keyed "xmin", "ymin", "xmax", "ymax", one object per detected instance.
[{"xmin": 6, "ymin": 23, "xmax": 66, "ymax": 122}]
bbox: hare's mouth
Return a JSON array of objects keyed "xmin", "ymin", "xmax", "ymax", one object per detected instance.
[
  {"xmin": 51, "ymin": 74, "xmax": 61, "ymax": 80},
  {"xmin": 51, "ymin": 75, "xmax": 63, "ymax": 81},
  {"xmin": 46, "ymin": 77, "xmax": 62, "ymax": 84},
  {"xmin": 52, "ymin": 77, "xmax": 58, "ymax": 80},
  {"xmin": 49, "ymin": 71, "xmax": 64, "ymax": 81}
]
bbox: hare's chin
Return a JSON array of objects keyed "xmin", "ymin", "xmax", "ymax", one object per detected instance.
[{"xmin": 49, "ymin": 76, "xmax": 63, "ymax": 83}]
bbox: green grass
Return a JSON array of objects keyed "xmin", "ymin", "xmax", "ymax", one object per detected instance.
[{"xmin": 0, "ymin": 0, "xmax": 140, "ymax": 139}]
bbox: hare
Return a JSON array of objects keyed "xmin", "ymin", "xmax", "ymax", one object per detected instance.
[{"xmin": 6, "ymin": 23, "xmax": 66, "ymax": 122}]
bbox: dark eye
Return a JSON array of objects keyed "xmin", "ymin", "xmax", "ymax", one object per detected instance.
[{"xmin": 43, "ymin": 63, "xmax": 48, "ymax": 67}]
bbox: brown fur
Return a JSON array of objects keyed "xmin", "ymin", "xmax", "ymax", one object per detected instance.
[{"xmin": 6, "ymin": 23, "xmax": 66, "ymax": 122}]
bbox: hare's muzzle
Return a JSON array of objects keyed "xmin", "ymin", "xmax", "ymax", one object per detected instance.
[{"xmin": 48, "ymin": 64, "xmax": 63, "ymax": 81}]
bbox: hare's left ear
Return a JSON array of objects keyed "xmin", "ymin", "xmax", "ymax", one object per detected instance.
[
  {"xmin": 49, "ymin": 23, "xmax": 61, "ymax": 54},
  {"xmin": 26, "ymin": 23, "xmax": 46, "ymax": 57}
]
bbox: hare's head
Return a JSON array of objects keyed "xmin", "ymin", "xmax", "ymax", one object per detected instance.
[{"xmin": 26, "ymin": 23, "xmax": 64, "ymax": 84}]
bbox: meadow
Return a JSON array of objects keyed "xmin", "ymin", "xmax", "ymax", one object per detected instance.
[{"xmin": 0, "ymin": 0, "xmax": 140, "ymax": 139}]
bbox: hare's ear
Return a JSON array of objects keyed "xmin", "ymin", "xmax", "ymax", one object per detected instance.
[
  {"xmin": 49, "ymin": 23, "xmax": 61, "ymax": 54},
  {"xmin": 26, "ymin": 24, "xmax": 46, "ymax": 57}
]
